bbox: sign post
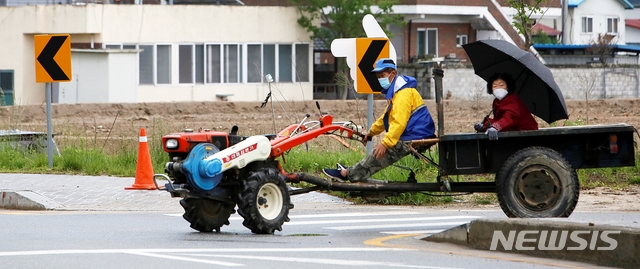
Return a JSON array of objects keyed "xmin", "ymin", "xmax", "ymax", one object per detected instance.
[
  {"xmin": 355, "ymin": 38, "xmax": 390, "ymax": 153},
  {"xmin": 34, "ymin": 34, "xmax": 72, "ymax": 168}
]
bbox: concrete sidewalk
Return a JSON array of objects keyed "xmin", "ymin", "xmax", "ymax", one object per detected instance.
[
  {"xmin": 0, "ymin": 174, "xmax": 181, "ymax": 211},
  {"xmin": 0, "ymin": 173, "xmax": 349, "ymax": 211}
]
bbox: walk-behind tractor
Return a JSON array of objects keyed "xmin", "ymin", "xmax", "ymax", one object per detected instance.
[{"xmin": 153, "ymin": 70, "xmax": 637, "ymax": 234}]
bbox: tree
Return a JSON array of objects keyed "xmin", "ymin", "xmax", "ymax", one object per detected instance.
[
  {"xmin": 290, "ymin": 0, "xmax": 403, "ymax": 99},
  {"xmin": 587, "ymin": 33, "xmax": 616, "ymax": 66},
  {"xmin": 532, "ymin": 29, "xmax": 557, "ymax": 44},
  {"xmin": 572, "ymin": 69, "xmax": 601, "ymax": 124},
  {"xmin": 506, "ymin": 0, "xmax": 547, "ymax": 51}
]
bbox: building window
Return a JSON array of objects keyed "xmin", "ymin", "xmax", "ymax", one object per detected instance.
[
  {"xmin": 279, "ymin": 44, "xmax": 293, "ymax": 82},
  {"xmin": 248, "ymin": 43, "xmax": 309, "ymax": 83},
  {"xmin": 0, "ymin": 70, "xmax": 14, "ymax": 106},
  {"xmin": 103, "ymin": 43, "xmax": 122, "ymax": 49},
  {"xmin": 138, "ymin": 45, "xmax": 154, "ymax": 85},
  {"xmin": 294, "ymin": 43, "xmax": 309, "ymax": 82},
  {"xmin": 263, "ymin": 44, "xmax": 276, "ymax": 82},
  {"xmin": 224, "ymin": 44, "xmax": 242, "ymax": 83},
  {"xmin": 582, "ymin": 17, "xmax": 593, "ymax": 33},
  {"xmin": 456, "ymin": 35, "xmax": 468, "ymax": 47},
  {"xmin": 247, "ymin": 44, "xmax": 263, "ymax": 83},
  {"xmin": 178, "ymin": 44, "xmax": 194, "ymax": 84},
  {"xmin": 417, "ymin": 28, "xmax": 438, "ymax": 57},
  {"xmin": 206, "ymin": 44, "xmax": 221, "ymax": 83},
  {"xmin": 607, "ymin": 17, "xmax": 619, "ymax": 34},
  {"xmin": 138, "ymin": 42, "xmax": 309, "ymax": 85},
  {"xmin": 156, "ymin": 44, "xmax": 172, "ymax": 84},
  {"xmin": 205, "ymin": 44, "xmax": 242, "ymax": 84},
  {"xmin": 195, "ymin": 44, "xmax": 204, "ymax": 84}
]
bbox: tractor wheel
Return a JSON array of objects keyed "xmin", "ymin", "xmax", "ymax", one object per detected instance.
[
  {"xmin": 180, "ymin": 198, "xmax": 235, "ymax": 232},
  {"xmin": 496, "ymin": 147, "xmax": 579, "ymax": 218},
  {"xmin": 237, "ymin": 168, "xmax": 292, "ymax": 234}
]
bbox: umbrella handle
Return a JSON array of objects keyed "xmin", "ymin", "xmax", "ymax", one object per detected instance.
[{"xmin": 481, "ymin": 109, "xmax": 493, "ymax": 129}]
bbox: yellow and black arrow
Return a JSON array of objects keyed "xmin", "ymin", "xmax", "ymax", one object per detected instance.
[
  {"xmin": 35, "ymin": 34, "xmax": 72, "ymax": 83},
  {"xmin": 355, "ymin": 38, "xmax": 390, "ymax": 94}
]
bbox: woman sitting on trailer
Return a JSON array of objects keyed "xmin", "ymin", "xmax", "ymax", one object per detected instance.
[{"xmin": 473, "ymin": 73, "xmax": 538, "ymax": 140}]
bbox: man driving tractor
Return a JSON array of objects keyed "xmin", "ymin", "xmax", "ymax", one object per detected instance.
[{"xmin": 323, "ymin": 58, "xmax": 436, "ymax": 183}]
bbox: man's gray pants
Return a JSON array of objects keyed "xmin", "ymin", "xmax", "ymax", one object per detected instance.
[{"xmin": 347, "ymin": 142, "xmax": 411, "ymax": 182}]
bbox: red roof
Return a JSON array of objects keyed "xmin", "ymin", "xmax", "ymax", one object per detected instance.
[
  {"xmin": 532, "ymin": 23, "xmax": 562, "ymax": 36},
  {"xmin": 626, "ymin": 19, "xmax": 640, "ymax": 30}
]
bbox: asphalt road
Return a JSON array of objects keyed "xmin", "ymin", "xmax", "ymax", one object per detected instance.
[
  {"xmin": 0, "ymin": 206, "xmax": 627, "ymax": 269},
  {"xmin": 0, "ymin": 174, "xmax": 637, "ymax": 268}
]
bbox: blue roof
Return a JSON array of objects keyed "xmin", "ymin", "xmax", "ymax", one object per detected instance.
[
  {"xmin": 534, "ymin": 43, "xmax": 640, "ymax": 53},
  {"xmin": 629, "ymin": 0, "xmax": 640, "ymax": 7},
  {"xmin": 567, "ymin": 0, "xmax": 585, "ymax": 7},
  {"xmin": 569, "ymin": 0, "xmax": 633, "ymax": 9}
]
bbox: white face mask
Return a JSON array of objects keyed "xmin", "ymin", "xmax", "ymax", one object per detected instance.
[{"xmin": 493, "ymin": 88, "xmax": 508, "ymax": 100}]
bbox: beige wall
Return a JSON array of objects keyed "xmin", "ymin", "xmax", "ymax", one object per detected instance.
[{"xmin": 0, "ymin": 4, "xmax": 313, "ymax": 105}]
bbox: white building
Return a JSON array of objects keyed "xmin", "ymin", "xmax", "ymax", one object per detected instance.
[
  {"xmin": 0, "ymin": 4, "xmax": 313, "ymax": 106},
  {"xmin": 566, "ymin": 0, "xmax": 633, "ymax": 44}
]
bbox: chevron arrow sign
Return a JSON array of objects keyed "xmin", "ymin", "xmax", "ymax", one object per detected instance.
[
  {"xmin": 355, "ymin": 38, "xmax": 390, "ymax": 94},
  {"xmin": 35, "ymin": 34, "xmax": 72, "ymax": 83}
]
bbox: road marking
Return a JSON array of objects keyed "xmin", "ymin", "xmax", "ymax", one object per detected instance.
[
  {"xmin": 287, "ymin": 211, "xmax": 422, "ymax": 218},
  {"xmin": 164, "ymin": 211, "xmax": 423, "ymax": 218},
  {"xmin": 325, "ymin": 221, "xmax": 469, "ymax": 230},
  {"xmin": 186, "ymin": 253, "xmax": 462, "ymax": 269},
  {"xmin": 365, "ymin": 233, "xmax": 423, "ymax": 248},
  {"xmin": 365, "ymin": 234, "xmax": 593, "ymax": 269},
  {"xmin": 381, "ymin": 229, "xmax": 445, "ymax": 235},
  {"xmin": 285, "ymin": 216, "xmax": 480, "ymax": 225},
  {"xmin": 164, "ymin": 212, "xmax": 476, "ymax": 235},
  {"xmin": 0, "ymin": 247, "xmax": 405, "ymax": 257},
  {"xmin": 125, "ymin": 251, "xmax": 243, "ymax": 266}
]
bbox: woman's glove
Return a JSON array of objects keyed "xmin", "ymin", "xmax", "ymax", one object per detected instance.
[
  {"xmin": 486, "ymin": 127, "xmax": 499, "ymax": 140},
  {"xmin": 473, "ymin": 122, "xmax": 485, "ymax": 132}
]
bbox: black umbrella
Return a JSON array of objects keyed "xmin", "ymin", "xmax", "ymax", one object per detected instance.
[{"xmin": 462, "ymin": 39, "xmax": 568, "ymax": 124}]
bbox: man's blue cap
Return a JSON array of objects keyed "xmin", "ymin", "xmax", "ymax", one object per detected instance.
[{"xmin": 370, "ymin": 58, "xmax": 396, "ymax": 73}]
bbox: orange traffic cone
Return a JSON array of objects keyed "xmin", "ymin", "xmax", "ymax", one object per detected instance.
[{"xmin": 125, "ymin": 128, "xmax": 157, "ymax": 190}]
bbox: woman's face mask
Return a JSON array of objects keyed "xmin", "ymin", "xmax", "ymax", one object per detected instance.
[
  {"xmin": 491, "ymin": 78, "xmax": 509, "ymax": 100},
  {"xmin": 493, "ymin": 88, "xmax": 508, "ymax": 100}
]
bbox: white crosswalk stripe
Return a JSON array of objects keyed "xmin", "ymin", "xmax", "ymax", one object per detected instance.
[
  {"xmin": 165, "ymin": 211, "xmax": 480, "ymax": 235},
  {"xmin": 324, "ymin": 221, "xmax": 471, "ymax": 231}
]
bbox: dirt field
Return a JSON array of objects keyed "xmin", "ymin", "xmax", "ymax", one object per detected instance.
[
  {"xmin": 1, "ymin": 98, "xmax": 639, "ymax": 211},
  {"xmin": 3, "ymin": 98, "xmax": 640, "ymax": 137}
]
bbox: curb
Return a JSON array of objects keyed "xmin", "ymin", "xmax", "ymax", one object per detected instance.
[
  {"xmin": 0, "ymin": 190, "xmax": 63, "ymax": 210},
  {"xmin": 424, "ymin": 218, "xmax": 640, "ymax": 269}
]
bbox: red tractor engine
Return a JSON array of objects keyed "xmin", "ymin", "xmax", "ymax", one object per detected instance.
[{"xmin": 160, "ymin": 127, "xmax": 245, "ymax": 185}]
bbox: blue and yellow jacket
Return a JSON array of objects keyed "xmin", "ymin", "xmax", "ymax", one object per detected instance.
[{"xmin": 369, "ymin": 75, "xmax": 436, "ymax": 148}]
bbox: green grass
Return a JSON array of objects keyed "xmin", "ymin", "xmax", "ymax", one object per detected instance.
[{"xmin": 578, "ymin": 162, "xmax": 640, "ymax": 189}]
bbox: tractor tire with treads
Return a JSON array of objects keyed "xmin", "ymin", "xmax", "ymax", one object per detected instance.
[
  {"xmin": 237, "ymin": 168, "xmax": 292, "ymax": 234},
  {"xmin": 496, "ymin": 146, "xmax": 579, "ymax": 218},
  {"xmin": 180, "ymin": 198, "xmax": 235, "ymax": 232}
]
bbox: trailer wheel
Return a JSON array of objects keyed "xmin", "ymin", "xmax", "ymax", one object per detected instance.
[
  {"xmin": 180, "ymin": 198, "xmax": 235, "ymax": 232},
  {"xmin": 496, "ymin": 147, "xmax": 579, "ymax": 218},
  {"xmin": 237, "ymin": 168, "xmax": 292, "ymax": 234}
]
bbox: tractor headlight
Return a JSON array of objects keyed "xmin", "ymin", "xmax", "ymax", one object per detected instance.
[{"xmin": 165, "ymin": 139, "xmax": 179, "ymax": 149}]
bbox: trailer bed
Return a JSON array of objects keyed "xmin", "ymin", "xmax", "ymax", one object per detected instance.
[{"xmin": 438, "ymin": 123, "xmax": 637, "ymax": 175}]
